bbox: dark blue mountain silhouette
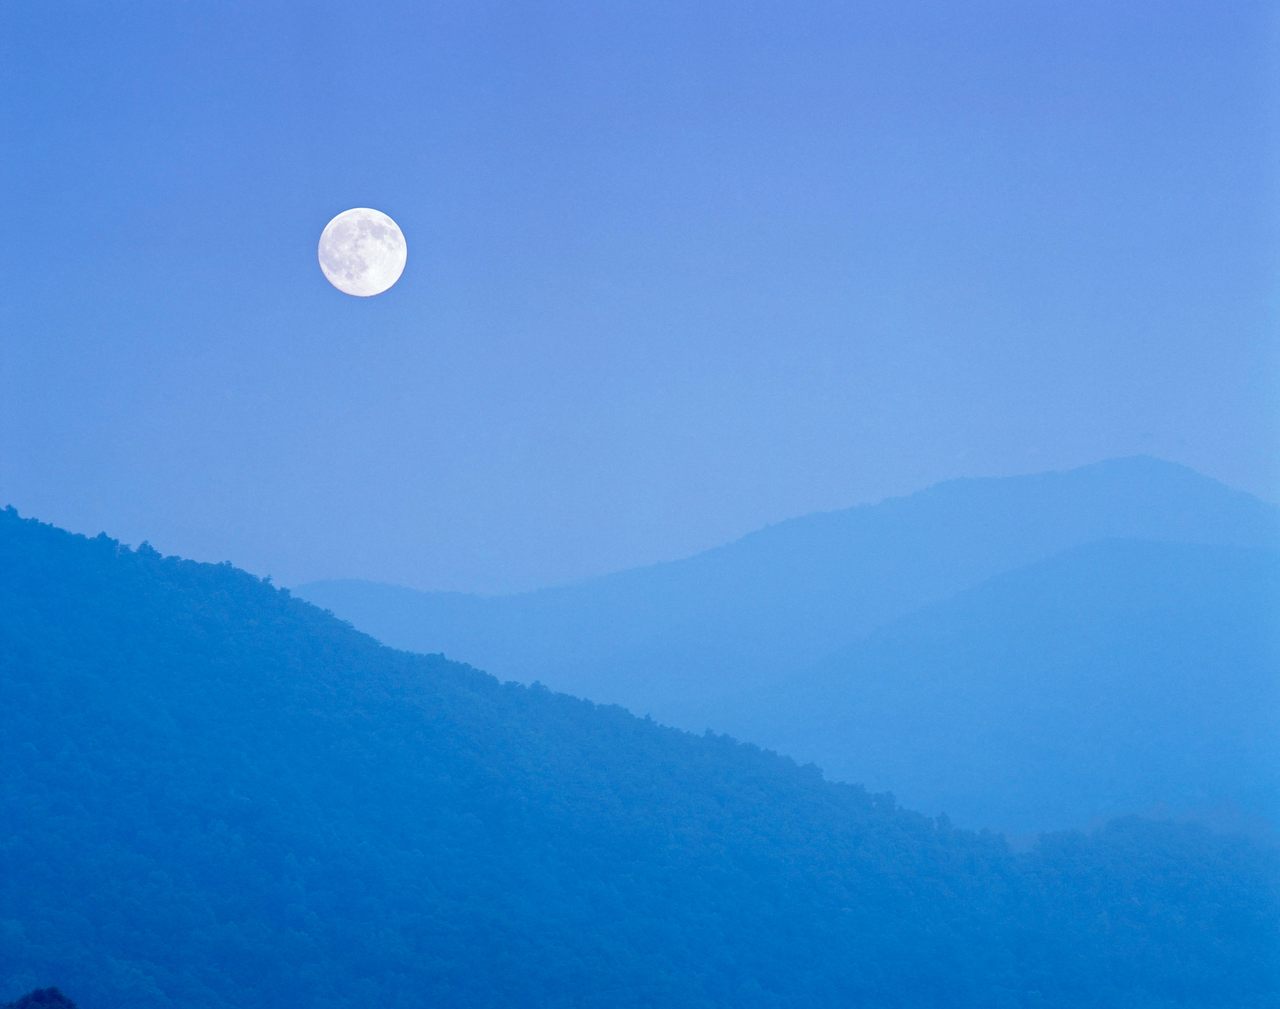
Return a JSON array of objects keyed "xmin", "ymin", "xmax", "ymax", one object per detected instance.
[{"xmin": 2, "ymin": 508, "xmax": 1276, "ymax": 1007}]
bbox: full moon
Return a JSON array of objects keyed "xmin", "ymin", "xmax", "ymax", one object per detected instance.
[{"xmin": 317, "ymin": 208, "xmax": 407, "ymax": 297}]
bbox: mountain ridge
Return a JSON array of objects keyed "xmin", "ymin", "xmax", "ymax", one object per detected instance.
[
  {"xmin": 745, "ymin": 536, "xmax": 1280, "ymax": 832},
  {"xmin": 2, "ymin": 506, "xmax": 1278, "ymax": 1006},
  {"xmin": 296, "ymin": 455, "xmax": 1279, "ymax": 733},
  {"xmin": 304, "ymin": 456, "xmax": 1274, "ymax": 600}
]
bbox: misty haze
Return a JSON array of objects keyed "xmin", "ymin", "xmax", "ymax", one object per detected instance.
[{"xmin": 2, "ymin": 3, "xmax": 1276, "ymax": 1008}]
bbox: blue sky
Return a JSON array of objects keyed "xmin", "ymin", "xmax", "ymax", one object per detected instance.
[{"xmin": 1, "ymin": 2, "xmax": 1275, "ymax": 592}]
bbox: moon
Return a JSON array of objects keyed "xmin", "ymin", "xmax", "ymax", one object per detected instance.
[{"xmin": 317, "ymin": 208, "xmax": 407, "ymax": 297}]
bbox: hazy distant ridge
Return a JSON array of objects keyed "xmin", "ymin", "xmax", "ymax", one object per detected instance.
[
  {"xmin": 752, "ymin": 537, "xmax": 1280, "ymax": 832},
  {"xmin": 300, "ymin": 457, "xmax": 1280, "ymax": 831}
]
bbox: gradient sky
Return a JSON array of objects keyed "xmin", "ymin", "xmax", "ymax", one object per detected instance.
[{"xmin": 2, "ymin": 2, "xmax": 1276, "ymax": 593}]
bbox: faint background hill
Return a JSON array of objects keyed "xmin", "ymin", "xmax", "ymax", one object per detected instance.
[
  {"xmin": 2, "ymin": 508, "xmax": 1277, "ymax": 1007},
  {"xmin": 298, "ymin": 457, "xmax": 1280, "ymax": 832},
  {"xmin": 744, "ymin": 538, "xmax": 1280, "ymax": 834}
]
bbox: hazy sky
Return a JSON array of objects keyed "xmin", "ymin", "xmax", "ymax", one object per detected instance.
[{"xmin": 2, "ymin": 2, "xmax": 1276, "ymax": 593}]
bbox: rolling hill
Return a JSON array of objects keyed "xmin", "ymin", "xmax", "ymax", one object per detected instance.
[
  {"xmin": 298, "ymin": 458, "xmax": 1279, "ymax": 831},
  {"xmin": 299, "ymin": 457, "xmax": 1278, "ymax": 733},
  {"xmin": 3, "ymin": 507, "xmax": 1277, "ymax": 1007},
  {"xmin": 744, "ymin": 538, "xmax": 1280, "ymax": 834}
]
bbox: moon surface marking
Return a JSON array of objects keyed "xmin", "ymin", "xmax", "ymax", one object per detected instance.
[{"xmin": 318, "ymin": 208, "xmax": 407, "ymax": 297}]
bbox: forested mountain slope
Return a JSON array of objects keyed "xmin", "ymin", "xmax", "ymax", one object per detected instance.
[
  {"xmin": 746, "ymin": 538, "xmax": 1280, "ymax": 834},
  {"xmin": 299, "ymin": 458, "xmax": 1279, "ymax": 735},
  {"xmin": 2, "ymin": 508, "xmax": 1277, "ymax": 1008}
]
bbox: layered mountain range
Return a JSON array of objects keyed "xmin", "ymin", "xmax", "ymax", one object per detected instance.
[
  {"xmin": 2, "ymin": 506, "xmax": 1277, "ymax": 1006},
  {"xmin": 300, "ymin": 457, "xmax": 1280, "ymax": 832}
]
